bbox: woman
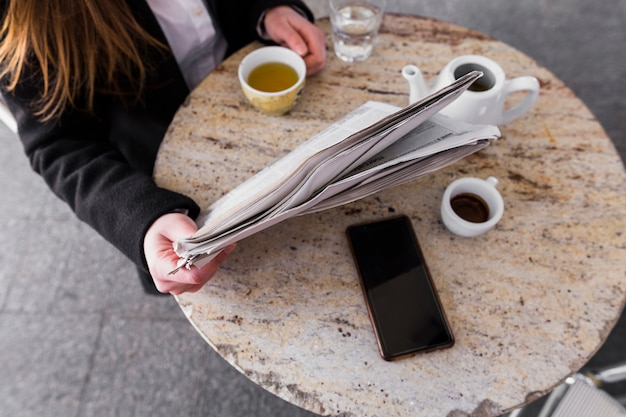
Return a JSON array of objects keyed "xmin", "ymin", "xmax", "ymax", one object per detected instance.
[{"xmin": 0, "ymin": 0, "xmax": 326, "ymax": 295}]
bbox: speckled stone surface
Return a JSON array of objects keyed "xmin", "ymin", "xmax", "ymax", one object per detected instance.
[{"xmin": 154, "ymin": 16, "xmax": 626, "ymax": 417}]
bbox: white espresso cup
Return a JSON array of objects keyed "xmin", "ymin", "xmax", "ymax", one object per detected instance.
[
  {"xmin": 238, "ymin": 46, "xmax": 306, "ymax": 116},
  {"xmin": 441, "ymin": 176, "xmax": 504, "ymax": 237}
]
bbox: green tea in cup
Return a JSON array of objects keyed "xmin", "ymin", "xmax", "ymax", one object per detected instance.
[
  {"xmin": 238, "ymin": 46, "xmax": 306, "ymax": 115},
  {"xmin": 247, "ymin": 62, "xmax": 299, "ymax": 93}
]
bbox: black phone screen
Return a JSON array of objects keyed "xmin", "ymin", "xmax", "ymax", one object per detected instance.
[{"xmin": 347, "ymin": 216, "xmax": 454, "ymax": 360}]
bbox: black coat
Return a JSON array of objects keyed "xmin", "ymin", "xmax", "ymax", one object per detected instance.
[{"xmin": 1, "ymin": 0, "xmax": 314, "ymax": 272}]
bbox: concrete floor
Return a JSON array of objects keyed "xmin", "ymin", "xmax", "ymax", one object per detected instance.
[{"xmin": 1, "ymin": 0, "xmax": 624, "ymax": 416}]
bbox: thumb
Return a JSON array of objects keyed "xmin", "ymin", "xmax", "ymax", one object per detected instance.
[{"xmin": 160, "ymin": 214, "xmax": 199, "ymax": 242}]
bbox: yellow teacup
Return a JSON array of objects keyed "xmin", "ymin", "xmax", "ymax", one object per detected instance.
[{"xmin": 238, "ymin": 46, "xmax": 306, "ymax": 116}]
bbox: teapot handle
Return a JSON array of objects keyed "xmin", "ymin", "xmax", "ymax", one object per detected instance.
[{"xmin": 500, "ymin": 76, "xmax": 540, "ymax": 125}]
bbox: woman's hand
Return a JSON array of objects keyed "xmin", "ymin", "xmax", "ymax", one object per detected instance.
[
  {"xmin": 143, "ymin": 213, "xmax": 236, "ymax": 295},
  {"xmin": 263, "ymin": 6, "xmax": 326, "ymax": 75}
]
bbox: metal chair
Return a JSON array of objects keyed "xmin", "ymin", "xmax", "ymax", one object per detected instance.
[{"xmin": 505, "ymin": 362, "xmax": 626, "ymax": 417}]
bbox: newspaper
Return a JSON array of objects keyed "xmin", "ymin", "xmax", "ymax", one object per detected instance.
[{"xmin": 171, "ymin": 71, "xmax": 500, "ymax": 271}]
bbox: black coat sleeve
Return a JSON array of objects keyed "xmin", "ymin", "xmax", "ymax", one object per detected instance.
[
  {"xmin": 3, "ymin": 70, "xmax": 201, "ymax": 272},
  {"xmin": 1, "ymin": 0, "xmax": 317, "ymax": 273},
  {"xmin": 1, "ymin": 0, "xmax": 201, "ymax": 272}
]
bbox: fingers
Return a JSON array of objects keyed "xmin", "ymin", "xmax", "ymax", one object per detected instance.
[
  {"xmin": 155, "ymin": 244, "xmax": 237, "ymax": 295},
  {"xmin": 299, "ymin": 27, "xmax": 326, "ymax": 75},
  {"xmin": 264, "ymin": 7, "xmax": 326, "ymax": 75},
  {"xmin": 143, "ymin": 213, "xmax": 236, "ymax": 295}
]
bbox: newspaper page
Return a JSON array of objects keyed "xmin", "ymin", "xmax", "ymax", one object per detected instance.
[
  {"xmin": 191, "ymin": 71, "xmax": 482, "ymax": 237},
  {"xmin": 172, "ymin": 71, "xmax": 500, "ymax": 271}
]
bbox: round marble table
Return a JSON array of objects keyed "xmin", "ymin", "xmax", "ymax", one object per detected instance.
[{"xmin": 154, "ymin": 15, "xmax": 626, "ymax": 417}]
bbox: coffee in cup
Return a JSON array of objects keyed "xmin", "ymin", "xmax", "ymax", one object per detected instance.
[
  {"xmin": 441, "ymin": 176, "xmax": 504, "ymax": 237},
  {"xmin": 450, "ymin": 192, "xmax": 490, "ymax": 223}
]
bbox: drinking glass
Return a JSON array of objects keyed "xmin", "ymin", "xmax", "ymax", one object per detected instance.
[{"xmin": 329, "ymin": 0, "xmax": 386, "ymax": 62}]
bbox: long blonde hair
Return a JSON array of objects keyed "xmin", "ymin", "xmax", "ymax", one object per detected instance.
[{"xmin": 0, "ymin": 0, "xmax": 164, "ymax": 121}]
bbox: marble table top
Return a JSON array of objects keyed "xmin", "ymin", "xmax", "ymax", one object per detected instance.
[{"xmin": 154, "ymin": 15, "xmax": 626, "ymax": 417}]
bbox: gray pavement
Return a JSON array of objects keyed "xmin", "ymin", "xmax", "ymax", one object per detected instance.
[{"xmin": 1, "ymin": 0, "xmax": 625, "ymax": 416}]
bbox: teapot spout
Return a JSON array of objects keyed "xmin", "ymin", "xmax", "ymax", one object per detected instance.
[{"xmin": 402, "ymin": 65, "xmax": 429, "ymax": 105}]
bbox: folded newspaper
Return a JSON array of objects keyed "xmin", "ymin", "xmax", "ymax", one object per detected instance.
[{"xmin": 171, "ymin": 71, "xmax": 500, "ymax": 272}]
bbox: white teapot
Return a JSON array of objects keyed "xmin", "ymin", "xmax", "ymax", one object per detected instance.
[{"xmin": 402, "ymin": 55, "xmax": 540, "ymax": 126}]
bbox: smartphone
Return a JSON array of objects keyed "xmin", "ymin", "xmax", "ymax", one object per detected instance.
[{"xmin": 346, "ymin": 215, "xmax": 454, "ymax": 361}]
